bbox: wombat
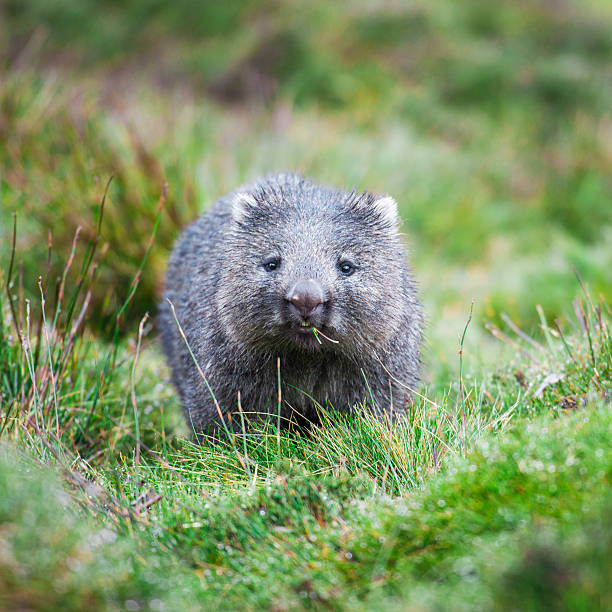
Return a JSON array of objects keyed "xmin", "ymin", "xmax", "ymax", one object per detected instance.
[{"xmin": 158, "ymin": 173, "xmax": 422, "ymax": 434}]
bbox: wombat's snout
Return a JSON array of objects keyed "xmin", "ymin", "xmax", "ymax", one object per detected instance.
[{"xmin": 286, "ymin": 279, "xmax": 326, "ymax": 321}]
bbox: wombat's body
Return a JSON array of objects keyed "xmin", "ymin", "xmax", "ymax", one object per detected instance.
[{"xmin": 158, "ymin": 174, "xmax": 422, "ymax": 433}]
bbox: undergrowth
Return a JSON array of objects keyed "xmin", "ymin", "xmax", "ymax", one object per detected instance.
[{"xmin": 0, "ymin": 202, "xmax": 609, "ymax": 609}]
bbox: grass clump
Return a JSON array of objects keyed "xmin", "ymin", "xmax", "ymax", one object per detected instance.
[
  {"xmin": 1, "ymin": 399, "xmax": 610, "ymax": 609},
  {"xmin": 0, "ymin": 445, "xmax": 204, "ymax": 611},
  {"xmin": 345, "ymin": 403, "xmax": 612, "ymax": 611}
]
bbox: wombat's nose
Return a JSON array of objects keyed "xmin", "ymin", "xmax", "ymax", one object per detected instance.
[{"xmin": 286, "ymin": 279, "xmax": 325, "ymax": 320}]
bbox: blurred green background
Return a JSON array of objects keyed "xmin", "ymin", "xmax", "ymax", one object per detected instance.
[
  {"xmin": 1, "ymin": 0, "xmax": 611, "ymax": 379},
  {"xmin": 1, "ymin": 5, "xmax": 611, "ymax": 608}
]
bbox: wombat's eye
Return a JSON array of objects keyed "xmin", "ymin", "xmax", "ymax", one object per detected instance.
[
  {"xmin": 263, "ymin": 257, "xmax": 281, "ymax": 272},
  {"xmin": 338, "ymin": 260, "xmax": 356, "ymax": 276}
]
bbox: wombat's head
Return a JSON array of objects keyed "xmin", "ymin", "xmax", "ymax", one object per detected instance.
[{"xmin": 217, "ymin": 174, "xmax": 409, "ymax": 356}]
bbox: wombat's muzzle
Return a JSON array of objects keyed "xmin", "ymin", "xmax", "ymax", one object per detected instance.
[{"xmin": 285, "ymin": 279, "xmax": 328, "ymax": 323}]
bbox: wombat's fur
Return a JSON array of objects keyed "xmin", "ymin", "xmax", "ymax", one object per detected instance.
[{"xmin": 158, "ymin": 173, "xmax": 422, "ymax": 434}]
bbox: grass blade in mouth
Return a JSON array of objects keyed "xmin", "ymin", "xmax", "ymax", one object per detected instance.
[{"xmin": 312, "ymin": 326, "xmax": 339, "ymax": 344}]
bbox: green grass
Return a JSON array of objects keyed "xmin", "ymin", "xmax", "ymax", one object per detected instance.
[
  {"xmin": 1, "ymin": 0, "xmax": 612, "ymax": 608},
  {"xmin": 2, "ymin": 394, "xmax": 610, "ymax": 609},
  {"xmin": 0, "ymin": 214, "xmax": 609, "ymax": 607}
]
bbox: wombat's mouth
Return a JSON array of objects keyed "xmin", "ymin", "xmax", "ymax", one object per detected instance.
[
  {"xmin": 286, "ymin": 321, "xmax": 337, "ymax": 349},
  {"xmin": 295, "ymin": 322, "xmax": 315, "ymax": 336}
]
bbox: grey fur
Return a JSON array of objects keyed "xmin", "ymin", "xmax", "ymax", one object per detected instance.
[{"xmin": 158, "ymin": 173, "xmax": 422, "ymax": 434}]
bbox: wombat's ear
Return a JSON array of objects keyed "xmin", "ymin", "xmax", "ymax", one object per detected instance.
[
  {"xmin": 231, "ymin": 192, "xmax": 258, "ymax": 223},
  {"xmin": 372, "ymin": 195, "xmax": 400, "ymax": 229}
]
